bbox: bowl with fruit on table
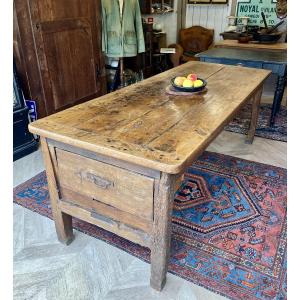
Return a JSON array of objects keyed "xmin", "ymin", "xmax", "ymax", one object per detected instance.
[{"xmin": 171, "ymin": 74, "xmax": 207, "ymax": 93}]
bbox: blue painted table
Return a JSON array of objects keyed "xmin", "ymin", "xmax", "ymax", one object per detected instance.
[{"xmin": 197, "ymin": 48, "xmax": 287, "ymax": 126}]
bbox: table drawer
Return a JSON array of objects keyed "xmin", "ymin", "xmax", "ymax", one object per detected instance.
[
  {"xmin": 55, "ymin": 148, "xmax": 155, "ymax": 221},
  {"xmin": 59, "ymin": 187, "xmax": 152, "ymax": 234}
]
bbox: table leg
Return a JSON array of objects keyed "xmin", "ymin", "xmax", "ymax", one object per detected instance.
[
  {"xmin": 245, "ymin": 86, "xmax": 263, "ymax": 144},
  {"xmin": 150, "ymin": 173, "xmax": 176, "ymax": 291},
  {"xmin": 270, "ymin": 74, "xmax": 286, "ymax": 126},
  {"xmin": 40, "ymin": 138, "xmax": 74, "ymax": 245}
]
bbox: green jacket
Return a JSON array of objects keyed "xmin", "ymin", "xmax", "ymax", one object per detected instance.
[{"xmin": 101, "ymin": 0, "xmax": 145, "ymax": 57}]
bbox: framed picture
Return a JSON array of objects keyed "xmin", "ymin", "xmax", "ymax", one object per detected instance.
[
  {"xmin": 211, "ymin": 0, "xmax": 228, "ymax": 3},
  {"xmin": 187, "ymin": 0, "xmax": 228, "ymax": 3},
  {"xmin": 187, "ymin": 0, "xmax": 211, "ymax": 4}
]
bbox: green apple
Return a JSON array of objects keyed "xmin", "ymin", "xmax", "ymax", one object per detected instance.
[
  {"xmin": 182, "ymin": 79, "xmax": 193, "ymax": 88},
  {"xmin": 193, "ymin": 79, "xmax": 203, "ymax": 88}
]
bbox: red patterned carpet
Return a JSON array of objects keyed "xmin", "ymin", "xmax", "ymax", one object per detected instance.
[
  {"xmin": 14, "ymin": 151, "xmax": 287, "ymax": 300},
  {"xmin": 225, "ymin": 104, "xmax": 287, "ymax": 142}
]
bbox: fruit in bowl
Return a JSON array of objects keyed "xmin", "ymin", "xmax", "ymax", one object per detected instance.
[
  {"xmin": 182, "ymin": 79, "xmax": 194, "ymax": 88},
  {"xmin": 174, "ymin": 76, "xmax": 186, "ymax": 86},
  {"xmin": 194, "ymin": 79, "xmax": 204, "ymax": 88},
  {"xmin": 186, "ymin": 73, "xmax": 198, "ymax": 82},
  {"xmin": 171, "ymin": 75, "xmax": 206, "ymax": 92}
]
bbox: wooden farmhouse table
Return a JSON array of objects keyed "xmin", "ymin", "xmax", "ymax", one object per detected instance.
[
  {"xmin": 197, "ymin": 47, "xmax": 287, "ymax": 126},
  {"xmin": 29, "ymin": 61, "xmax": 270, "ymax": 291}
]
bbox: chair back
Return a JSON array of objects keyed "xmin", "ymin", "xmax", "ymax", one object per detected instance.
[{"xmin": 179, "ymin": 26, "xmax": 214, "ymax": 53}]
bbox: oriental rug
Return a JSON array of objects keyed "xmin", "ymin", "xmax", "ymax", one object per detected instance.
[
  {"xmin": 13, "ymin": 151, "xmax": 287, "ymax": 300},
  {"xmin": 225, "ymin": 103, "xmax": 287, "ymax": 142}
]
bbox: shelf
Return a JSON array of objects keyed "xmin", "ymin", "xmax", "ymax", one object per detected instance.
[
  {"xmin": 151, "ymin": 9, "xmax": 174, "ymax": 14},
  {"xmin": 139, "ymin": 0, "xmax": 174, "ymax": 15}
]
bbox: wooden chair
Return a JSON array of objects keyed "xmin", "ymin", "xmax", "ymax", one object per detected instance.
[{"xmin": 169, "ymin": 26, "xmax": 214, "ymax": 67}]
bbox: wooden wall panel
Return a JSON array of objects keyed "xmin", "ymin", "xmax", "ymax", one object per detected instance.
[
  {"xmin": 13, "ymin": 0, "xmax": 106, "ymax": 118},
  {"xmin": 14, "ymin": 0, "xmax": 48, "ymax": 117}
]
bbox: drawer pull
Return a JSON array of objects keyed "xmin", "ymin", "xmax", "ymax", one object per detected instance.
[
  {"xmin": 86, "ymin": 173, "xmax": 113, "ymax": 189},
  {"xmin": 236, "ymin": 63, "xmax": 244, "ymax": 67}
]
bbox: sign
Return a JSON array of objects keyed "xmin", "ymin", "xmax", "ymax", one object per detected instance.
[
  {"xmin": 147, "ymin": 17, "xmax": 153, "ymax": 24},
  {"xmin": 236, "ymin": 0, "xmax": 279, "ymax": 26},
  {"xmin": 160, "ymin": 48, "xmax": 176, "ymax": 54},
  {"xmin": 26, "ymin": 100, "xmax": 37, "ymax": 122}
]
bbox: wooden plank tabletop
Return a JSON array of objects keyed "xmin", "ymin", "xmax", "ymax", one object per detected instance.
[
  {"xmin": 215, "ymin": 40, "xmax": 287, "ymax": 52},
  {"xmin": 198, "ymin": 48, "xmax": 287, "ymax": 64},
  {"xmin": 29, "ymin": 61, "xmax": 270, "ymax": 174}
]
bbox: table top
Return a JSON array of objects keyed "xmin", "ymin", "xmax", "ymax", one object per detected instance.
[
  {"xmin": 198, "ymin": 48, "xmax": 287, "ymax": 64},
  {"xmin": 29, "ymin": 61, "xmax": 270, "ymax": 174},
  {"xmin": 215, "ymin": 40, "xmax": 287, "ymax": 52}
]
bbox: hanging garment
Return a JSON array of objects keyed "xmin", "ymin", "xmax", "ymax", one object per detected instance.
[{"xmin": 101, "ymin": 0, "xmax": 145, "ymax": 57}]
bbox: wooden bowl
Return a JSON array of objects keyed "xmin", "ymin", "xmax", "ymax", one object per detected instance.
[{"xmin": 238, "ymin": 34, "xmax": 253, "ymax": 43}]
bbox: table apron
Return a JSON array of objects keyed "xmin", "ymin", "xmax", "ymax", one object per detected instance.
[{"xmin": 200, "ymin": 57, "xmax": 286, "ymax": 76}]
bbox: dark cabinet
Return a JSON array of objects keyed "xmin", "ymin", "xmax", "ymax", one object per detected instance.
[
  {"xmin": 13, "ymin": 0, "xmax": 107, "ymax": 118},
  {"xmin": 124, "ymin": 23, "xmax": 170, "ymax": 78},
  {"xmin": 13, "ymin": 61, "xmax": 38, "ymax": 161},
  {"xmin": 141, "ymin": 23, "xmax": 154, "ymax": 78},
  {"xmin": 139, "ymin": 0, "xmax": 152, "ymax": 14},
  {"xmin": 122, "ymin": 23, "xmax": 153, "ymax": 79}
]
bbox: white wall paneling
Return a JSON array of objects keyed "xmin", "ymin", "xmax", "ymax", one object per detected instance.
[
  {"xmin": 185, "ymin": 1, "xmax": 233, "ymax": 42},
  {"xmin": 141, "ymin": 0, "xmax": 233, "ymax": 45}
]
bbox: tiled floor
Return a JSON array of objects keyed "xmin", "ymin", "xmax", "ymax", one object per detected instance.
[
  {"xmin": 13, "ymin": 91, "xmax": 287, "ymax": 299},
  {"xmin": 13, "ymin": 147, "xmax": 44, "ymax": 188}
]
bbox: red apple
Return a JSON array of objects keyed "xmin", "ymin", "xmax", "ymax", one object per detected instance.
[{"xmin": 186, "ymin": 74, "xmax": 198, "ymax": 81}]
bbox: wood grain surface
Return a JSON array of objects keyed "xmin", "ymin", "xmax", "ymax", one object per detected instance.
[
  {"xmin": 198, "ymin": 48, "xmax": 286, "ymax": 63},
  {"xmin": 14, "ymin": 0, "xmax": 106, "ymax": 117},
  {"xmin": 58, "ymin": 200, "xmax": 150, "ymax": 247},
  {"xmin": 55, "ymin": 148, "xmax": 154, "ymax": 220},
  {"xmin": 215, "ymin": 40, "xmax": 287, "ymax": 52},
  {"xmin": 245, "ymin": 87, "xmax": 263, "ymax": 144},
  {"xmin": 150, "ymin": 173, "xmax": 176, "ymax": 291},
  {"xmin": 40, "ymin": 138, "xmax": 74, "ymax": 245},
  {"xmin": 60, "ymin": 187, "xmax": 152, "ymax": 233},
  {"xmin": 29, "ymin": 62, "xmax": 270, "ymax": 173}
]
